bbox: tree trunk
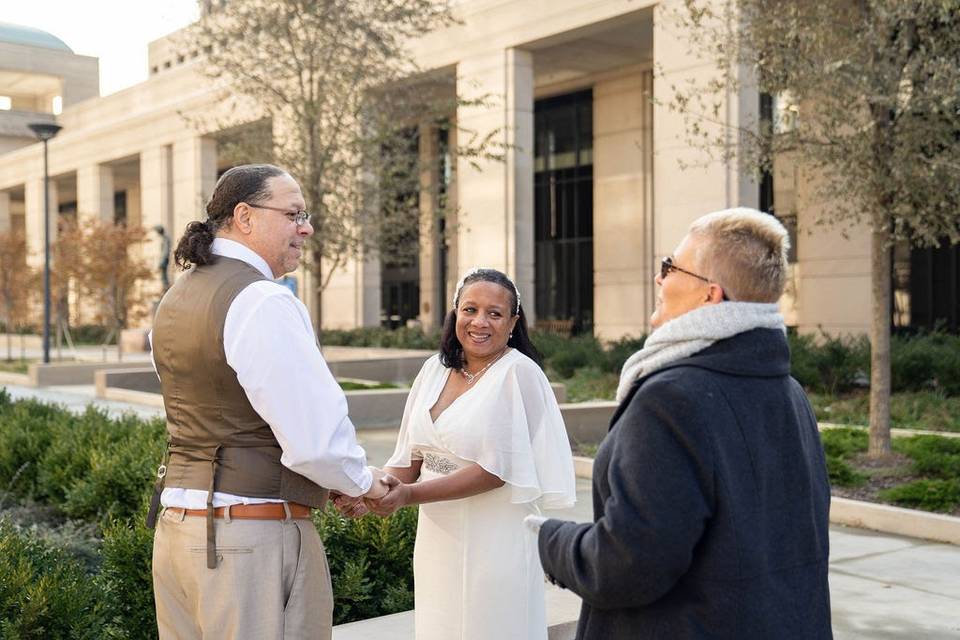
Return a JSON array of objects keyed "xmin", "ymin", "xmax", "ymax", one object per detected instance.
[
  {"xmin": 868, "ymin": 217, "xmax": 893, "ymax": 458},
  {"xmin": 312, "ymin": 249, "xmax": 324, "ymax": 344}
]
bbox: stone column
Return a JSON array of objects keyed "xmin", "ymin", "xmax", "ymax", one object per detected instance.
[
  {"xmin": 319, "ymin": 253, "xmax": 381, "ymax": 330},
  {"xmin": 76, "ymin": 164, "xmax": 115, "ymax": 225},
  {"xmin": 171, "ymin": 136, "xmax": 217, "ymax": 248},
  {"xmin": 593, "ymin": 71, "xmax": 656, "ymax": 340},
  {"xmin": 455, "ymin": 47, "xmax": 535, "ymax": 320},
  {"xmin": 125, "ymin": 184, "xmax": 142, "ymax": 228},
  {"xmin": 0, "ymin": 191, "xmax": 10, "ymax": 233},
  {"xmin": 652, "ymin": 1, "xmax": 759, "ymax": 260},
  {"xmin": 140, "ymin": 145, "xmax": 174, "ymax": 295},
  {"xmin": 25, "ymin": 178, "xmax": 58, "ymax": 269},
  {"xmin": 418, "ymin": 122, "xmax": 442, "ymax": 329}
]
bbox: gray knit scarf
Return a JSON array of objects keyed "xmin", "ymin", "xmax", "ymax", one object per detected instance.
[{"xmin": 615, "ymin": 302, "xmax": 785, "ymax": 402}]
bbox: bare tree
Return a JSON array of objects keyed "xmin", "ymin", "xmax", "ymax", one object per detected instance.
[
  {"xmin": 78, "ymin": 220, "xmax": 154, "ymax": 361},
  {"xmin": 0, "ymin": 230, "xmax": 36, "ymax": 361},
  {"xmin": 662, "ymin": 0, "xmax": 960, "ymax": 457},
  {"xmin": 184, "ymin": 0, "xmax": 501, "ymax": 331},
  {"xmin": 50, "ymin": 218, "xmax": 84, "ymax": 354}
]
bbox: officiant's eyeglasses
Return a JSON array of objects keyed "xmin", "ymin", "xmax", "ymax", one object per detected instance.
[
  {"xmin": 660, "ymin": 257, "xmax": 710, "ymax": 282},
  {"xmin": 247, "ymin": 204, "xmax": 311, "ymax": 227},
  {"xmin": 660, "ymin": 257, "xmax": 730, "ymax": 301}
]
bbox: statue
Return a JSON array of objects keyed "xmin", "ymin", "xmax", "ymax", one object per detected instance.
[{"xmin": 154, "ymin": 225, "xmax": 171, "ymax": 292}]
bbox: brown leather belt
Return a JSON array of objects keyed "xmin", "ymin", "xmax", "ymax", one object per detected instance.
[{"xmin": 165, "ymin": 502, "xmax": 312, "ymax": 520}]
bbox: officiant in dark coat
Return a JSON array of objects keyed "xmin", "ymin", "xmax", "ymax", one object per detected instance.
[{"xmin": 533, "ymin": 208, "xmax": 832, "ymax": 639}]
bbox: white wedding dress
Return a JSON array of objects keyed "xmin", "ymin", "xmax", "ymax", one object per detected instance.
[{"xmin": 387, "ymin": 350, "xmax": 576, "ymax": 640}]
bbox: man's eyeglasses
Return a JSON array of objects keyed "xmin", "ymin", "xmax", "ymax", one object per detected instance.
[
  {"xmin": 248, "ymin": 204, "xmax": 311, "ymax": 227},
  {"xmin": 660, "ymin": 257, "xmax": 730, "ymax": 300}
]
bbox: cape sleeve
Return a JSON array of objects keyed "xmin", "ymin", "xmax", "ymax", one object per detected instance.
[
  {"xmin": 384, "ymin": 355, "xmax": 439, "ymax": 468},
  {"xmin": 446, "ymin": 355, "xmax": 577, "ymax": 510}
]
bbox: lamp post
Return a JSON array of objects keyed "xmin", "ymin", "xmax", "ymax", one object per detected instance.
[{"xmin": 28, "ymin": 122, "xmax": 62, "ymax": 364}]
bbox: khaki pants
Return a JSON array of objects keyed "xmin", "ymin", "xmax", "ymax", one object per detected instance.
[{"xmin": 153, "ymin": 507, "xmax": 333, "ymax": 639}]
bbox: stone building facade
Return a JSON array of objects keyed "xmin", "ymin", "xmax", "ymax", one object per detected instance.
[{"xmin": 3, "ymin": 2, "xmax": 937, "ymax": 339}]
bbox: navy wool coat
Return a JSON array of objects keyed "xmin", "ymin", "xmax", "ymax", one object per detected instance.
[{"xmin": 538, "ymin": 328, "xmax": 832, "ymax": 639}]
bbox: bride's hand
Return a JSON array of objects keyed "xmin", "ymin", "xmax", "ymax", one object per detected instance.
[{"xmin": 366, "ymin": 476, "xmax": 409, "ymax": 517}]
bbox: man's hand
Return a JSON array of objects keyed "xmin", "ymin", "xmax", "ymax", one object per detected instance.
[
  {"xmin": 365, "ymin": 474, "xmax": 409, "ymax": 517},
  {"xmin": 363, "ymin": 467, "xmax": 393, "ymax": 500},
  {"xmin": 331, "ymin": 491, "xmax": 368, "ymax": 519}
]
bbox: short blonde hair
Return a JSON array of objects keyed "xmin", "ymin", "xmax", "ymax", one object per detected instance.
[{"xmin": 688, "ymin": 207, "xmax": 790, "ymax": 303}]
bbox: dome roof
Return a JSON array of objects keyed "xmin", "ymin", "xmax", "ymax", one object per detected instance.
[{"xmin": 0, "ymin": 22, "xmax": 72, "ymax": 53}]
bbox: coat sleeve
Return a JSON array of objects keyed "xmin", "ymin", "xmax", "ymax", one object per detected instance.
[{"xmin": 537, "ymin": 373, "xmax": 717, "ymax": 609}]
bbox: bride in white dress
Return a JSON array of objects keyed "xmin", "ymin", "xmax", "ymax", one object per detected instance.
[{"xmin": 365, "ymin": 268, "xmax": 576, "ymax": 640}]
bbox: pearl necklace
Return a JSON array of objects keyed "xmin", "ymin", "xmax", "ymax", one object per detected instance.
[{"xmin": 461, "ymin": 348, "xmax": 508, "ymax": 385}]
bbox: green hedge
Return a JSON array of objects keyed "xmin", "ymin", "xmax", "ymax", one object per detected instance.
[
  {"xmin": 0, "ymin": 390, "xmax": 417, "ymax": 633},
  {"xmin": 0, "ymin": 393, "xmax": 165, "ymax": 525},
  {"xmin": 821, "ymin": 427, "xmax": 960, "ymax": 512},
  {"xmin": 321, "ymin": 326, "xmax": 440, "ymax": 350},
  {"xmin": 321, "ymin": 326, "xmax": 960, "ymax": 397},
  {"xmin": 0, "ymin": 519, "xmax": 101, "ymax": 640}
]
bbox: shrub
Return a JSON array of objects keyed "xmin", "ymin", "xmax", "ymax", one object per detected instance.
[
  {"xmin": 894, "ymin": 435, "xmax": 960, "ymax": 480},
  {"xmin": 788, "ymin": 332, "xmax": 870, "ymax": 395},
  {"xmin": 533, "ymin": 333, "xmax": 608, "ymax": 378},
  {"xmin": 563, "ymin": 367, "xmax": 619, "ymax": 403},
  {"xmin": 321, "ymin": 326, "xmax": 440, "ymax": 350},
  {"xmin": 891, "ymin": 331, "xmax": 960, "ymax": 395},
  {"xmin": 879, "ymin": 479, "xmax": 960, "ymax": 512},
  {"xmin": 819, "ymin": 427, "xmax": 867, "ymax": 459},
  {"xmin": 316, "ymin": 505, "xmax": 417, "ymax": 625},
  {"xmin": 0, "ymin": 395, "xmax": 62, "ymax": 503},
  {"xmin": 0, "ymin": 518, "xmax": 101, "ymax": 639},
  {"xmin": 69, "ymin": 324, "xmax": 118, "ymax": 346},
  {"xmin": 0, "ymin": 397, "xmax": 165, "ymax": 526},
  {"xmin": 603, "ymin": 335, "xmax": 647, "ymax": 373},
  {"xmin": 826, "ymin": 456, "xmax": 867, "ymax": 487},
  {"xmin": 94, "ymin": 516, "xmax": 158, "ymax": 640}
]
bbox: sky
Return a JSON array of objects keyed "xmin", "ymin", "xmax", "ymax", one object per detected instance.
[{"xmin": 1, "ymin": 0, "xmax": 200, "ymax": 96}]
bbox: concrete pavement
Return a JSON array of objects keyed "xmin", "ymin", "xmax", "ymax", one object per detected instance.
[{"xmin": 3, "ymin": 382, "xmax": 959, "ymax": 638}]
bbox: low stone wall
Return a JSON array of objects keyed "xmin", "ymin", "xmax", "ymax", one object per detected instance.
[
  {"xmin": 95, "ymin": 367, "xmax": 159, "ymax": 396},
  {"xmin": 30, "ymin": 360, "xmax": 153, "ymax": 386},
  {"xmin": 559, "ymin": 401, "xmax": 617, "ymax": 445},
  {"xmin": 98, "ymin": 368, "xmax": 569, "ymax": 430},
  {"xmin": 325, "ymin": 355, "xmax": 432, "ymax": 384},
  {"xmin": 344, "ymin": 389, "xmax": 409, "ymax": 429}
]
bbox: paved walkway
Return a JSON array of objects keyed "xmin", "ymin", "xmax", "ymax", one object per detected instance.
[{"xmin": 3, "ymin": 383, "xmax": 959, "ymax": 638}]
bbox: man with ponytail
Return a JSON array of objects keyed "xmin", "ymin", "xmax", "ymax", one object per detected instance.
[{"xmin": 149, "ymin": 164, "xmax": 391, "ymax": 639}]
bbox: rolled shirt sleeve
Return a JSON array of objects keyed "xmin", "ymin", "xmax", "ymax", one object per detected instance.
[{"xmin": 224, "ymin": 281, "xmax": 372, "ymax": 497}]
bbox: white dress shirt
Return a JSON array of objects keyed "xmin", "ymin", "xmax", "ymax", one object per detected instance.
[{"xmin": 157, "ymin": 238, "xmax": 373, "ymax": 508}]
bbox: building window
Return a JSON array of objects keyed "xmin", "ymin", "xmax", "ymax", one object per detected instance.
[
  {"xmin": 758, "ymin": 92, "xmax": 798, "ymax": 263},
  {"xmin": 0, "ymin": 96, "xmax": 10, "ymax": 110},
  {"xmin": 896, "ymin": 239, "xmax": 960, "ymax": 333},
  {"xmin": 51, "ymin": 96, "xmax": 63, "ymax": 115},
  {"xmin": 534, "ymin": 90, "xmax": 594, "ymax": 334},
  {"xmin": 114, "ymin": 191, "xmax": 127, "ymax": 225},
  {"xmin": 380, "ymin": 127, "xmax": 421, "ymax": 329},
  {"xmin": 436, "ymin": 123, "xmax": 452, "ymax": 319}
]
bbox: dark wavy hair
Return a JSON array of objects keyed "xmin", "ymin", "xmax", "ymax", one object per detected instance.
[
  {"xmin": 173, "ymin": 163, "xmax": 288, "ymax": 269},
  {"xmin": 439, "ymin": 268, "xmax": 542, "ymax": 370}
]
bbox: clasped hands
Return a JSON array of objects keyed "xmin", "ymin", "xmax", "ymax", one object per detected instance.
[{"xmin": 331, "ymin": 467, "xmax": 410, "ymax": 519}]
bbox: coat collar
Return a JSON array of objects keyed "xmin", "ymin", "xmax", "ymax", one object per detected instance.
[{"xmin": 607, "ymin": 328, "xmax": 792, "ymax": 430}]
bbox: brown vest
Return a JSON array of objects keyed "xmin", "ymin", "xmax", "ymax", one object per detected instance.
[{"xmin": 152, "ymin": 256, "xmax": 328, "ymax": 515}]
